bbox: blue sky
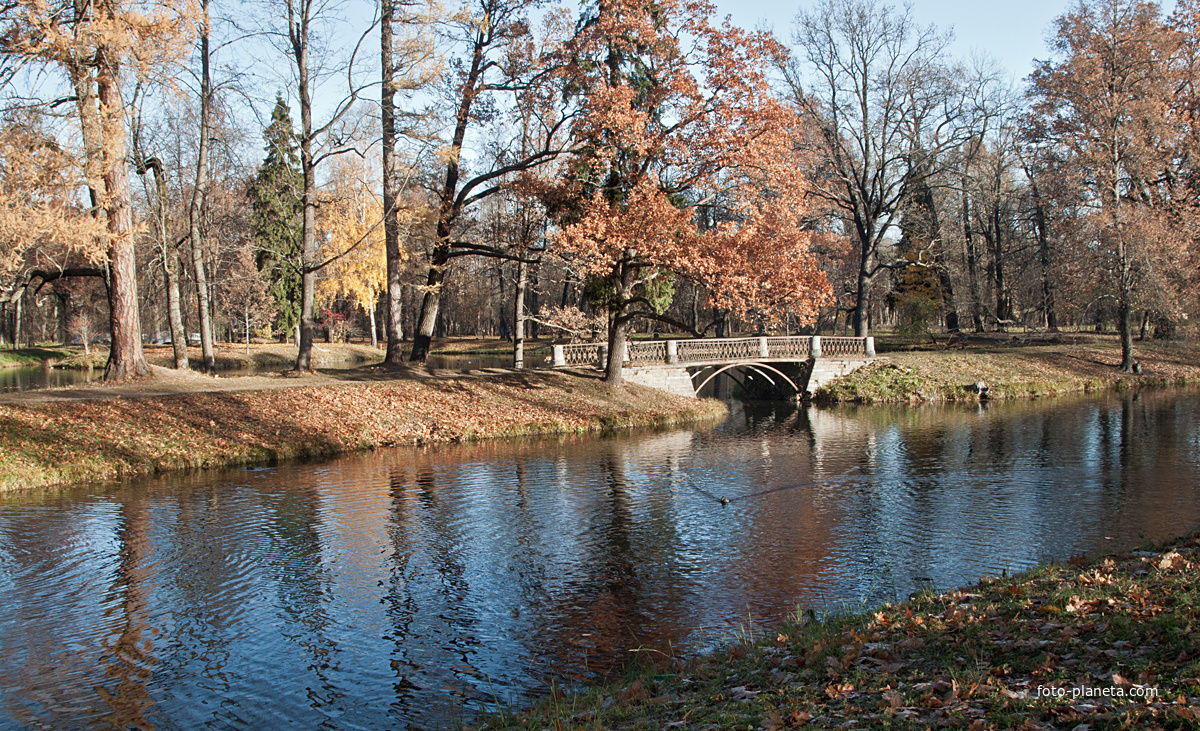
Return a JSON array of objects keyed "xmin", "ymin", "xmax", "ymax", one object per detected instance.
[{"xmin": 710, "ymin": 0, "xmax": 1079, "ymax": 82}]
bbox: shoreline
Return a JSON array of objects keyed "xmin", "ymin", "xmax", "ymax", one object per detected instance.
[
  {"xmin": 482, "ymin": 530, "xmax": 1200, "ymax": 729},
  {"xmin": 816, "ymin": 336, "xmax": 1200, "ymax": 403},
  {"xmin": 5, "ymin": 335, "xmax": 1200, "ymax": 494},
  {"xmin": 0, "ymin": 368, "xmax": 727, "ymax": 494}
]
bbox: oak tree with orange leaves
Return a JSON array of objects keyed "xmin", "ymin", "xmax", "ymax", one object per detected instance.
[{"xmin": 552, "ymin": 0, "xmax": 832, "ymax": 384}]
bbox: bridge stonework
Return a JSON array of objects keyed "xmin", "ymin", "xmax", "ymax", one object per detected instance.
[{"xmin": 551, "ymin": 335, "xmax": 875, "ymax": 399}]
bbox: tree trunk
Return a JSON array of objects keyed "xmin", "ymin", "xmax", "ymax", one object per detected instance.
[
  {"xmin": 962, "ymin": 187, "xmax": 985, "ymax": 332},
  {"xmin": 1112, "ymin": 166, "xmax": 1133, "ymax": 372},
  {"xmin": 189, "ymin": 0, "xmax": 216, "ymax": 373},
  {"xmin": 991, "ymin": 203, "xmax": 1009, "ymax": 323},
  {"xmin": 513, "ymin": 258, "xmax": 527, "ymax": 368},
  {"xmin": 97, "ymin": 49, "xmax": 149, "ymax": 382},
  {"xmin": 140, "ymin": 159, "xmax": 188, "ymax": 369},
  {"xmin": 1030, "ymin": 178, "xmax": 1058, "ymax": 331},
  {"xmin": 294, "ymin": 3, "xmax": 317, "ymax": 372},
  {"xmin": 604, "ymin": 258, "xmax": 638, "ymax": 384},
  {"xmin": 410, "ymin": 33, "xmax": 487, "ymax": 363},
  {"xmin": 163, "ymin": 252, "xmax": 188, "ymax": 369},
  {"xmin": 852, "ymin": 269, "xmax": 871, "ymax": 337},
  {"xmin": 13, "ymin": 291, "xmax": 21, "ymax": 350},
  {"xmin": 606, "ymin": 316, "xmax": 627, "ymax": 385},
  {"xmin": 1117, "ymin": 297, "xmax": 1134, "ymax": 371},
  {"xmin": 381, "ymin": 0, "xmax": 406, "ymax": 366},
  {"xmin": 368, "ymin": 299, "xmax": 378, "ymax": 349},
  {"xmin": 409, "ymin": 250, "xmax": 447, "ymax": 362}
]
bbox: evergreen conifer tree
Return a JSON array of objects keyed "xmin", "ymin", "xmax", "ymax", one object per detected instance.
[{"xmin": 249, "ymin": 95, "xmax": 304, "ymax": 341}]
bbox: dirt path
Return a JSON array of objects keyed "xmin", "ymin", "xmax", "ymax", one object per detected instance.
[{"xmin": 0, "ymin": 362, "xmax": 531, "ymax": 404}]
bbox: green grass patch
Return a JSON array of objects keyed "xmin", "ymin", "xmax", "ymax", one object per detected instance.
[
  {"xmin": 0, "ymin": 346, "xmax": 76, "ymax": 368},
  {"xmin": 56, "ymin": 351, "xmax": 106, "ymax": 370},
  {"xmin": 815, "ymin": 339, "xmax": 1200, "ymax": 404}
]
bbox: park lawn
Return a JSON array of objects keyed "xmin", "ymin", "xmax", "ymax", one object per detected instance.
[
  {"xmin": 817, "ymin": 337, "xmax": 1200, "ymax": 403},
  {"xmin": 0, "ymin": 368, "xmax": 726, "ymax": 493},
  {"xmin": 0, "ymin": 346, "xmax": 75, "ymax": 368},
  {"xmin": 483, "ymin": 533, "xmax": 1200, "ymax": 730}
]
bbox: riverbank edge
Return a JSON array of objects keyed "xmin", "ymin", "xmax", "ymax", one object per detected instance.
[
  {"xmin": 480, "ymin": 531, "xmax": 1200, "ymax": 730},
  {"xmin": 813, "ymin": 339, "xmax": 1200, "ymax": 404},
  {"xmin": 0, "ymin": 370, "xmax": 728, "ymax": 495},
  {"xmin": 0, "ymin": 346, "xmax": 75, "ymax": 369}
]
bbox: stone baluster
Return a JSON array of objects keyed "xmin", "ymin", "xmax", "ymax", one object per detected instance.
[
  {"xmin": 811, "ymin": 335, "xmax": 822, "ymax": 358},
  {"xmin": 666, "ymin": 340, "xmax": 678, "ymax": 364},
  {"xmin": 865, "ymin": 336, "xmax": 875, "ymax": 358},
  {"xmin": 552, "ymin": 344, "xmax": 566, "ymax": 367}
]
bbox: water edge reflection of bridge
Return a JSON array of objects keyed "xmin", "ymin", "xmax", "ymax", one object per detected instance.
[{"xmin": 550, "ymin": 335, "xmax": 875, "ymax": 399}]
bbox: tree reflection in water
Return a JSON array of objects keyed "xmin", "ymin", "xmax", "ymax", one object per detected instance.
[{"xmin": 2, "ymin": 388, "xmax": 1200, "ymax": 727}]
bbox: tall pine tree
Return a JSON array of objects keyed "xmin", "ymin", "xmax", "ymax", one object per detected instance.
[{"xmin": 249, "ymin": 95, "xmax": 304, "ymax": 342}]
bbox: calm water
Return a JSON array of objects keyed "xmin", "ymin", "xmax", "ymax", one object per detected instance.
[
  {"xmin": 0, "ymin": 366, "xmax": 96, "ymax": 393},
  {"xmin": 2, "ymin": 390, "xmax": 1200, "ymax": 728}
]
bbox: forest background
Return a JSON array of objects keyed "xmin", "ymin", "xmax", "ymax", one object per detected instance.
[{"xmin": 0, "ymin": 0, "xmax": 1198, "ymax": 385}]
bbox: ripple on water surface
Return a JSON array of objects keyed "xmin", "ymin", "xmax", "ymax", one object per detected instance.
[{"xmin": 2, "ymin": 389, "xmax": 1200, "ymax": 728}]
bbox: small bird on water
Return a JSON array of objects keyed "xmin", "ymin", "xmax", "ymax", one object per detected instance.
[{"xmin": 719, "ymin": 497, "xmax": 730, "ymax": 505}]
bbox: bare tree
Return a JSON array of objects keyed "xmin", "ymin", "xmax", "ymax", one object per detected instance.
[
  {"xmin": 381, "ymin": 0, "xmax": 437, "ymax": 365},
  {"xmin": 262, "ymin": 0, "xmax": 373, "ymax": 370},
  {"xmin": 406, "ymin": 0, "xmax": 572, "ymax": 363},
  {"xmin": 1028, "ymin": 0, "xmax": 1179, "ymax": 371},
  {"xmin": 189, "ymin": 0, "xmax": 217, "ymax": 372},
  {"xmin": 787, "ymin": 0, "xmax": 989, "ymax": 336}
]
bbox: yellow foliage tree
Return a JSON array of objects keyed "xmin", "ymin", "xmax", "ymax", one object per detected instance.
[
  {"xmin": 316, "ymin": 157, "xmax": 391, "ymax": 348},
  {"xmin": 0, "ymin": 111, "xmax": 106, "ymax": 281},
  {"xmin": 0, "ymin": 0, "xmax": 195, "ymax": 378}
]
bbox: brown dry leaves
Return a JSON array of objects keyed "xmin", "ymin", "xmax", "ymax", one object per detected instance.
[
  {"xmin": 493, "ymin": 534, "xmax": 1200, "ymax": 730},
  {"xmin": 0, "ymin": 371, "xmax": 725, "ymax": 492}
]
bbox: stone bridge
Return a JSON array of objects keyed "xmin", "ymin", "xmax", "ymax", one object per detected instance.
[{"xmin": 551, "ymin": 335, "xmax": 875, "ymax": 399}]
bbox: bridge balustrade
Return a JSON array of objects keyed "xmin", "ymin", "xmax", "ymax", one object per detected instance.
[
  {"xmin": 675, "ymin": 338, "xmax": 762, "ymax": 363},
  {"xmin": 821, "ymin": 337, "xmax": 868, "ymax": 358},
  {"xmin": 552, "ymin": 335, "xmax": 873, "ymax": 368},
  {"xmin": 626, "ymin": 340, "xmax": 668, "ymax": 364},
  {"xmin": 561, "ymin": 343, "xmax": 602, "ymax": 366},
  {"xmin": 766, "ymin": 337, "xmax": 812, "ymax": 359}
]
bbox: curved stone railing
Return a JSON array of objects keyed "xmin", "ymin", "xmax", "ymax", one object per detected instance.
[{"xmin": 553, "ymin": 335, "xmax": 874, "ymax": 368}]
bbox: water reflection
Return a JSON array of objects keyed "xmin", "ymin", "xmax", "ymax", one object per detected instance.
[
  {"xmin": 2, "ymin": 389, "xmax": 1199, "ymax": 728},
  {"xmin": 0, "ymin": 365, "xmax": 96, "ymax": 393}
]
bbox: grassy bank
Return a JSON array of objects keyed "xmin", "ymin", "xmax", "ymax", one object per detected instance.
[
  {"xmin": 485, "ymin": 532, "xmax": 1200, "ymax": 730},
  {"xmin": 0, "ymin": 369, "xmax": 726, "ymax": 493},
  {"xmin": 817, "ymin": 335, "xmax": 1200, "ymax": 403},
  {"xmin": 0, "ymin": 346, "xmax": 75, "ymax": 368}
]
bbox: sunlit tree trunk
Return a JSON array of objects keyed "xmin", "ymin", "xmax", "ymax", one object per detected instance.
[
  {"xmin": 513, "ymin": 258, "xmax": 527, "ymax": 368},
  {"xmin": 189, "ymin": 0, "xmax": 216, "ymax": 373},
  {"xmin": 96, "ymin": 39, "xmax": 149, "ymax": 381},
  {"xmin": 368, "ymin": 299, "xmax": 378, "ymax": 349},
  {"xmin": 381, "ymin": 0, "xmax": 406, "ymax": 365}
]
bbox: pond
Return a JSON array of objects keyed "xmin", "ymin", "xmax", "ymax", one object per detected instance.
[
  {"xmin": 0, "ymin": 365, "xmax": 98, "ymax": 393},
  {"xmin": 2, "ymin": 389, "xmax": 1199, "ymax": 728}
]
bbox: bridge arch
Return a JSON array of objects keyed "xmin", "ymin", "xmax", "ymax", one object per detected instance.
[{"xmin": 692, "ymin": 362, "xmax": 802, "ymax": 396}]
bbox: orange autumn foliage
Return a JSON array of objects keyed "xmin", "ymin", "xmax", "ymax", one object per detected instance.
[{"xmin": 550, "ymin": 0, "xmax": 831, "ymax": 380}]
